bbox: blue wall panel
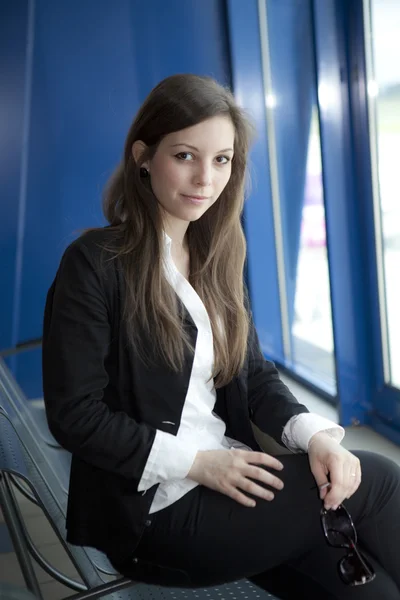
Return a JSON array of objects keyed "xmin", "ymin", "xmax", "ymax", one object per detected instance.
[
  {"xmin": 265, "ymin": 0, "xmax": 314, "ymax": 329},
  {"xmin": 18, "ymin": 0, "xmax": 142, "ymax": 345},
  {"xmin": 0, "ymin": 2, "xmax": 29, "ymax": 352},
  {"xmin": 343, "ymin": 0, "xmax": 400, "ymax": 437},
  {"xmin": 128, "ymin": 0, "xmax": 231, "ymax": 103},
  {"xmin": 2, "ymin": 0, "xmax": 230, "ymax": 398},
  {"xmin": 313, "ymin": 0, "xmax": 372, "ymax": 425},
  {"xmin": 227, "ymin": 0, "xmax": 284, "ymax": 363}
]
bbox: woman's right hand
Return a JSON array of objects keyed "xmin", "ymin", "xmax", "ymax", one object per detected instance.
[{"xmin": 187, "ymin": 449, "xmax": 284, "ymax": 507}]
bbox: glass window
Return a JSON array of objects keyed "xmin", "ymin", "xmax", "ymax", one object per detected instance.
[
  {"xmin": 364, "ymin": 0, "xmax": 400, "ymax": 388},
  {"xmin": 293, "ymin": 106, "xmax": 335, "ymax": 387},
  {"xmin": 262, "ymin": 0, "xmax": 336, "ymax": 391}
]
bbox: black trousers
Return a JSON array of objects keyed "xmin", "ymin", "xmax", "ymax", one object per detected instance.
[{"xmin": 121, "ymin": 451, "xmax": 400, "ymax": 599}]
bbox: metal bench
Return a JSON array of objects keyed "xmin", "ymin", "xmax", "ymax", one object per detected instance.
[
  {"xmin": 0, "ymin": 582, "xmax": 40, "ymax": 600},
  {"xmin": 0, "ymin": 360, "xmax": 281, "ymax": 600}
]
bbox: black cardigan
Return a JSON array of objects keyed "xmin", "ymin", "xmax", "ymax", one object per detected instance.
[{"xmin": 42, "ymin": 227, "xmax": 308, "ymax": 566}]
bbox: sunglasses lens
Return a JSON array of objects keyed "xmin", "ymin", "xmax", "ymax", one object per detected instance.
[
  {"xmin": 322, "ymin": 506, "xmax": 355, "ymax": 548},
  {"xmin": 339, "ymin": 552, "xmax": 375, "ymax": 586},
  {"xmin": 326, "ymin": 528, "xmax": 349, "ymax": 547}
]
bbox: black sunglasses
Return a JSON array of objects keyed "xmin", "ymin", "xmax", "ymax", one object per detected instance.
[{"xmin": 320, "ymin": 504, "xmax": 376, "ymax": 586}]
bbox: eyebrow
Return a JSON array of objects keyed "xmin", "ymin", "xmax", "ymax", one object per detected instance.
[{"xmin": 170, "ymin": 143, "xmax": 234, "ymax": 153}]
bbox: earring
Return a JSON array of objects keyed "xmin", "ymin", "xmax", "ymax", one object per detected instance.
[{"xmin": 140, "ymin": 167, "xmax": 149, "ymax": 178}]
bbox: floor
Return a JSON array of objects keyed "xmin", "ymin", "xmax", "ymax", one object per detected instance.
[{"xmin": 1, "ymin": 378, "xmax": 400, "ymax": 599}]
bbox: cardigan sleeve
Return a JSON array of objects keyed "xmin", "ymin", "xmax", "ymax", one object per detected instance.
[{"xmin": 42, "ymin": 238, "xmax": 196, "ymax": 487}]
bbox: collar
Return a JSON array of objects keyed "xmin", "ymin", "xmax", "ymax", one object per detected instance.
[{"xmin": 163, "ymin": 231, "xmax": 172, "ymax": 257}]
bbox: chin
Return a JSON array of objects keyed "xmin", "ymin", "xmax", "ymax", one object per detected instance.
[
  {"xmin": 187, "ymin": 210, "xmax": 208, "ymax": 221},
  {"xmin": 178, "ymin": 208, "xmax": 208, "ymax": 221}
]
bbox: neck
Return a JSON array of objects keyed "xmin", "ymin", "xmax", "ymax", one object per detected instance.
[{"xmin": 163, "ymin": 217, "xmax": 190, "ymax": 254}]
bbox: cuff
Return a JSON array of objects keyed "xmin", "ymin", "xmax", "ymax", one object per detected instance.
[
  {"xmin": 282, "ymin": 413, "xmax": 345, "ymax": 454},
  {"xmin": 137, "ymin": 430, "xmax": 198, "ymax": 492}
]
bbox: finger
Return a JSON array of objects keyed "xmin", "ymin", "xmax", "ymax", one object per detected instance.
[
  {"xmin": 319, "ymin": 481, "xmax": 330, "ymax": 501},
  {"xmin": 310, "ymin": 460, "xmax": 329, "ymax": 497},
  {"xmin": 352, "ymin": 471, "xmax": 362, "ymax": 496},
  {"xmin": 324, "ymin": 460, "xmax": 346, "ymax": 508},
  {"xmin": 245, "ymin": 465, "xmax": 284, "ymax": 491},
  {"xmin": 326, "ymin": 462, "xmax": 360, "ymax": 509},
  {"xmin": 227, "ymin": 484, "xmax": 258, "ymax": 508},
  {"xmin": 338, "ymin": 459, "xmax": 358, "ymax": 502},
  {"xmin": 344, "ymin": 461, "xmax": 359, "ymax": 497},
  {"xmin": 325, "ymin": 486, "xmax": 346, "ymax": 508},
  {"xmin": 237, "ymin": 476, "xmax": 276, "ymax": 502},
  {"xmin": 346, "ymin": 462, "xmax": 362, "ymax": 499},
  {"xmin": 244, "ymin": 451, "xmax": 284, "ymax": 472}
]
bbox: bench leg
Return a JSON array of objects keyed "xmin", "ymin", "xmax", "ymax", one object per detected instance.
[{"xmin": 0, "ymin": 472, "xmax": 43, "ymax": 599}]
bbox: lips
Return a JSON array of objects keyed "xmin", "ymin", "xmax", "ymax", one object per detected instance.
[
  {"xmin": 181, "ymin": 194, "xmax": 211, "ymax": 206},
  {"xmin": 182, "ymin": 194, "xmax": 210, "ymax": 200}
]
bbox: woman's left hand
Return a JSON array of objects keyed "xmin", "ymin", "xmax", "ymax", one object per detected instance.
[{"xmin": 308, "ymin": 431, "xmax": 361, "ymax": 510}]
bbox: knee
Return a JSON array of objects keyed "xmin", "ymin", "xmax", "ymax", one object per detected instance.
[
  {"xmin": 353, "ymin": 450, "xmax": 400, "ymax": 500},
  {"xmin": 355, "ymin": 450, "xmax": 399, "ymax": 480}
]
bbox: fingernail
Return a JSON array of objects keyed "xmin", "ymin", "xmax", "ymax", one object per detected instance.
[
  {"xmin": 325, "ymin": 505, "xmax": 331, "ymax": 511},
  {"xmin": 332, "ymin": 505, "xmax": 338, "ymax": 511}
]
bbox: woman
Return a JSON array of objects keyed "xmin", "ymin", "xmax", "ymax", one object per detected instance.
[{"xmin": 42, "ymin": 74, "xmax": 400, "ymax": 599}]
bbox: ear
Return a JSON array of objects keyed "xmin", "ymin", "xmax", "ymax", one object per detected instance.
[{"xmin": 132, "ymin": 140, "xmax": 149, "ymax": 168}]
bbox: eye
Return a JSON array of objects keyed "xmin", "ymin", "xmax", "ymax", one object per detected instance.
[
  {"xmin": 215, "ymin": 155, "xmax": 231, "ymax": 165},
  {"xmin": 175, "ymin": 152, "xmax": 194, "ymax": 161}
]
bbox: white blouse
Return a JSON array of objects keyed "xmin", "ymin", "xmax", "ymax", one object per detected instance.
[{"xmin": 138, "ymin": 233, "xmax": 344, "ymax": 513}]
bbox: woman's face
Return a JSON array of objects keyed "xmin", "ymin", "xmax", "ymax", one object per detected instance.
[{"xmin": 146, "ymin": 115, "xmax": 235, "ymax": 227}]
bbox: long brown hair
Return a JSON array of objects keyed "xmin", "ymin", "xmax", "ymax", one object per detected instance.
[{"xmin": 98, "ymin": 74, "xmax": 255, "ymax": 388}]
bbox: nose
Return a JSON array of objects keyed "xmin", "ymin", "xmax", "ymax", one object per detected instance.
[{"xmin": 193, "ymin": 162, "xmax": 212, "ymax": 188}]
